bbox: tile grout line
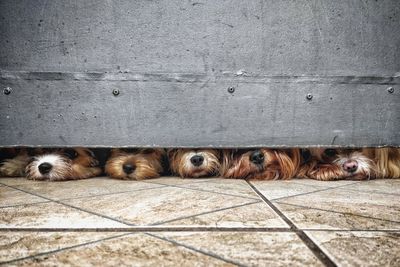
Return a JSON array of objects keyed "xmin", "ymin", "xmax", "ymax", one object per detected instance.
[
  {"xmin": 150, "ymin": 200, "xmax": 263, "ymax": 226},
  {"xmin": 0, "ymin": 232, "xmax": 133, "ymax": 265},
  {"xmin": 140, "ymin": 180, "xmax": 261, "ymax": 201},
  {"xmin": 246, "ymin": 180, "xmax": 337, "ymax": 267},
  {"xmin": 269, "ymin": 181, "xmax": 363, "ymax": 202},
  {"xmin": 0, "ymin": 184, "xmax": 168, "ymax": 209},
  {"xmin": 275, "ymin": 202, "xmax": 400, "ymax": 224},
  {"xmin": 290, "ymin": 180, "xmax": 400, "ymax": 197},
  {"xmin": 146, "ymin": 233, "xmax": 247, "ymax": 267}
]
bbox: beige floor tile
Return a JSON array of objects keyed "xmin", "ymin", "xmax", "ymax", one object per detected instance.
[
  {"xmin": 292, "ymin": 179, "xmax": 359, "ymax": 187},
  {"xmin": 157, "ymin": 232, "xmax": 323, "ymax": 267},
  {"xmin": 11, "ymin": 177, "xmax": 164, "ymax": 200},
  {"xmin": 275, "ymin": 187, "xmax": 400, "ymax": 230},
  {"xmin": 178, "ymin": 178, "xmax": 260, "ymax": 199},
  {"xmin": 163, "ymin": 202, "xmax": 288, "ymax": 228},
  {"xmin": 144, "ymin": 176, "xmax": 215, "ymax": 185},
  {"xmin": 0, "ymin": 187, "xmax": 47, "ymax": 207},
  {"xmin": 0, "ymin": 232, "xmax": 118, "ymax": 263},
  {"xmin": 305, "ymin": 231, "xmax": 400, "ymax": 266},
  {"xmin": 63, "ymin": 186, "xmax": 269, "ymax": 227},
  {"xmin": 0, "ymin": 202, "xmax": 127, "ymax": 228},
  {"xmin": 5, "ymin": 233, "xmax": 231, "ymax": 267},
  {"xmin": 340, "ymin": 179, "xmax": 400, "ymax": 195},
  {"xmin": 250, "ymin": 180, "xmax": 334, "ymax": 200}
]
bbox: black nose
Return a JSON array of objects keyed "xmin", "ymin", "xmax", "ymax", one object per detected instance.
[
  {"xmin": 123, "ymin": 164, "xmax": 135, "ymax": 174},
  {"xmin": 38, "ymin": 162, "xmax": 52, "ymax": 174},
  {"xmin": 190, "ymin": 155, "xmax": 204, "ymax": 167},
  {"xmin": 250, "ymin": 151, "xmax": 264, "ymax": 165}
]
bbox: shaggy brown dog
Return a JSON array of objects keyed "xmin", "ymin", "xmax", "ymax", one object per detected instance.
[
  {"xmin": 298, "ymin": 148, "xmax": 377, "ymax": 180},
  {"xmin": 221, "ymin": 148, "xmax": 300, "ymax": 180},
  {"xmin": 26, "ymin": 148, "xmax": 101, "ymax": 181},
  {"xmin": 168, "ymin": 149, "xmax": 221, "ymax": 178},
  {"xmin": 105, "ymin": 148, "xmax": 165, "ymax": 180}
]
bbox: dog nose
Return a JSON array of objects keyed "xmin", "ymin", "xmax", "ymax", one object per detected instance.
[
  {"xmin": 250, "ymin": 150, "xmax": 264, "ymax": 164},
  {"xmin": 190, "ymin": 155, "xmax": 204, "ymax": 167},
  {"xmin": 38, "ymin": 163, "xmax": 52, "ymax": 174},
  {"xmin": 343, "ymin": 160, "xmax": 358, "ymax": 173},
  {"xmin": 123, "ymin": 164, "xmax": 135, "ymax": 174}
]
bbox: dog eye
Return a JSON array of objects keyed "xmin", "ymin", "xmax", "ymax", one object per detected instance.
[
  {"xmin": 64, "ymin": 149, "xmax": 78, "ymax": 159},
  {"xmin": 324, "ymin": 149, "xmax": 337, "ymax": 157}
]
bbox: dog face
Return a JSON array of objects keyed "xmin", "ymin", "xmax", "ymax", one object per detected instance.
[
  {"xmin": 26, "ymin": 148, "xmax": 101, "ymax": 181},
  {"xmin": 105, "ymin": 148, "xmax": 165, "ymax": 180},
  {"xmin": 299, "ymin": 148, "xmax": 377, "ymax": 180},
  {"xmin": 168, "ymin": 149, "xmax": 220, "ymax": 178},
  {"xmin": 221, "ymin": 148, "xmax": 300, "ymax": 180}
]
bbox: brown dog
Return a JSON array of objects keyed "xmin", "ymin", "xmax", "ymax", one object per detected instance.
[
  {"xmin": 221, "ymin": 148, "xmax": 301, "ymax": 180},
  {"xmin": 298, "ymin": 148, "xmax": 377, "ymax": 180},
  {"xmin": 105, "ymin": 148, "xmax": 165, "ymax": 180},
  {"xmin": 168, "ymin": 149, "xmax": 221, "ymax": 178}
]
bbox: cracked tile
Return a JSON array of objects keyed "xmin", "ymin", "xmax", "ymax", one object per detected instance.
[
  {"xmin": 0, "ymin": 202, "xmax": 126, "ymax": 228},
  {"xmin": 306, "ymin": 231, "xmax": 400, "ymax": 266},
  {"xmin": 156, "ymin": 232, "xmax": 323, "ymax": 266},
  {"xmin": 4, "ymin": 233, "xmax": 231, "ymax": 266}
]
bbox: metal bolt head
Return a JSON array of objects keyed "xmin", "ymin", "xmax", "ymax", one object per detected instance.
[
  {"xmin": 227, "ymin": 86, "xmax": 235, "ymax": 94},
  {"xmin": 3, "ymin": 87, "xmax": 12, "ymax": 95},
  {"xmin": 112, "ymin": 89, "xmax": 120, "ymax": 96},
  {"xmin": 306, "ymin": 93, "xmax": 313, "ymax": 100},
  {"xmin": 387, "ymin": 87, "xmax": 394, "ymax": 94}
]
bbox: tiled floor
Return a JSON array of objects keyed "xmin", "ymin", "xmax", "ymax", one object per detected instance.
[{"xmin": 0, "ymin": 177, "xmax": 399, "ymax": 266}]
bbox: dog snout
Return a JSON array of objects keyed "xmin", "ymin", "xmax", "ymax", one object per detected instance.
[
  {"xmin": 190, "ymin": 155, "xmax": 204, "ymax": 167},
  {"xmin": 250, "ymin": 150, "xmax": 264, "ymax": 165},
  {"xmin": 343, "ymin": 160, "xmax": 358, "ymax": 173},
  {"xmin": 123, "ymin": 163, "xmax": 135, "ymax": 174},
  {"xmin": 38, "ymin": 162, "xmax": 53, "ymax": 174}
]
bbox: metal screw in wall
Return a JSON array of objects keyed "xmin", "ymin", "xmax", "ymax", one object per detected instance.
[
  {"xmin": 227, "ymin": 86, "xmax": 235, "ymax": 94},
  {"xmin": 306, "ymin": 93, "xmax": 313, "ymax": 100},
  {"xmin": 387, "ymin": 87, "xmax": 394, "ymax": 94},
  {"xmin": 3, "ymin": 87, "xmax": 12, "ymax": 95},
  {"xmin": 112, "ymin": 89, "xmax": 120, "ymax": 96}
]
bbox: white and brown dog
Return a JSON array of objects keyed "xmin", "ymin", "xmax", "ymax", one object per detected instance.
[{"xmin": 26, "ymin": 148, "xmax": 101, "ymax": 181}]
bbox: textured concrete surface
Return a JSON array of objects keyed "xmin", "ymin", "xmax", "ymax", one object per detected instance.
[{"xmin": 1, "ymin": 177, "xmax": 399, "ymax": 266}]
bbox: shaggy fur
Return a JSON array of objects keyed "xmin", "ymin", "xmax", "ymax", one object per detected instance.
[
  {"xmin": 105, "ymin": 148, "xmax": 165, "ymax": 180},
  {"xmin": 168, "ymin": 149, "xmax": 220, "ymax": 178},
  {"xmin": 363, "ymin": 148, "xmax": 400, "ymax": 178},
  {"xmin": 0, "ymin": 148, "xmax": 31, "ymax": 177},
  {"xmin": 221, "ymin": 148, "xmax": 301, "ymax": 180}
]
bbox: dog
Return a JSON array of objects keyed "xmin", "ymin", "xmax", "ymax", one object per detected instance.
[
  {"xmin": 0, "ymin": 148, "xmax": 39, "ymax": 177},
  {"xmin": 298, "ymin": 148, "xmax": 377, "ymax": 180},
  {"xmin": 363, "ymin": 148, "xmax": 400, "ymax": 179},
  {"xmin": 26, "ymin": 148, "xmax": 101, "ymax": 181},
  {"xmin": 221, "ymin": 148, "xmax": 300, "ymax": 180},
  {"xmin": 105, "ymin": 148, "xmax": 165, "ymax": 180},
  {"xmin": 168, "ymin": 149, "xmax": 221, "ymax": 178}
]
